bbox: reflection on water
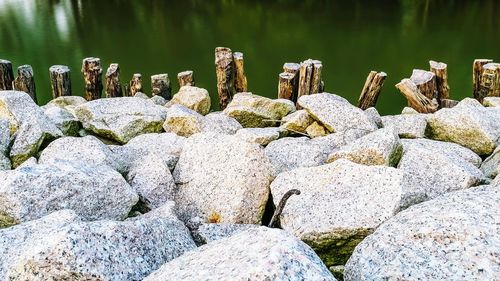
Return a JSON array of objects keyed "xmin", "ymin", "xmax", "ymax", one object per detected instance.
[{"xmin": 0, "ymin": 0, "xmax": 498, "ymax": 114}]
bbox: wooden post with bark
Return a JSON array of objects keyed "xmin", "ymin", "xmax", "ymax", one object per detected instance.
[
  {"xmin": 396, "ymin": 78, "xmax": 438, "ymax": 113},
  {"xmin": 473, "ymin": 59, "xmax": 493, "ymax": 100},
  {"xmin": 410, "ymin": 69, "xmax": 437, "ymax": 100},
  {"xmin": 177, "ymin": 70, "xmax": 195, "ymax": 87},
  {"xmin": 105, "ymin": 63, "xmax": 123, "ymax": 98},
  {"xmin": 13, "ymin": 65, "xmax": 37, "ymax": 103},
  {"xmin": 151, "ymin": 74, "xmax": 171, "ymax": 100},
  {"xmin": 310, "ymin": 60, "xmax": 323, "ymax": 94},
  {"xmin": 429, "ymin": 60, "xmax": 450, "ymax": 100},
  {"xmin": 478, "ymin": 63, "xmax": 500, "ymax": 100},
  {"xmin": 282, "ymin": 62, "xmax": 300, "ymax": 102},
  {"xmin": 81, "ymin": 57, "xmax": 103, "ymax": 101},
  {"xmin": 128, "ymin": 74, "xmax": 142, "ymax": 97},
  {"xmin": 49, "ymin": 65, "xmax": 72, "ymax": 98},
  {"xmin": 215, "ymin": 47, "xmax": 235, "ymax": 109},
  {"xmin": 233, "ymin": 52, "xmax": 247, "ymax": 92},
  {"xmin": 0, "ymin": 59, "xmax": 14, "ymax": 90},
  {"xmin": 358, "ymin": 71, "xmax": 387, "ymax": 110},
  {"xmin": 297, "ymin": 60, "xmax": 314, "ymax": 102},
  {"xmin": 278, "ymin": 72, "xmax": 296, "ymax": 101}
]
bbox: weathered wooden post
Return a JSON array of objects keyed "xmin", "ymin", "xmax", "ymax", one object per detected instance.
[
  {"xmin": 473, "ymin": 59, "xmax": 493, "ymax": 100},
  {"xmin": 310, "ymin": 60, "xmax": 323, "ymax": 94},
  {"xmin": 13, "ymin": 65, "xmax": 37, "ymax": 103},
  {"xmin": 49, "ymin": 65, "xmax": 72, "ymax": 98},
  {"xmin": 128, "ymin": 74, "xmax": 142, "ymax": 97},
  {"xmin": 396, "ymin": 78, "xmax": 438, "ymax": 113},
  {"xmin": 278, "ymin": 72, "xmax": 296, "ymax": 101},
  {"xmin": 105, "ymin": 63, "xmax": 123, "ymax": 98},
  {"xmin": 151, "ymin": 74, "xmax": 171, "ymax": 100},
  {"xmin": 440, "ymin": 99, "xmax": 459, "ymax": 108},
  {"xmin": 429, "ymin": 60, "xmax": 450, "ymax": 100},
  {"xmin": 478, "ymin": 62, "xmax": 500, "ymax": 100},
  {"xmin": 358, "ymin": 71, "xmax": 387, "ymax": 110},
  {"xmin": 81, "ymin": 57, "xmax": 103, "ymax": 101},
  {"xmin": 177, "ymin": 70, "xmax": 195, "ymax": 87},
  {"xmin": 410, "ymin": 69, "xmax": 437, "ymax": 100},
  {"xmin": 297, "ymin": 60, "xmax": 314, "ymax": 102},
  {"xmin": 0, "ymin": 59, "xmax": 14, "ymax": 90},
  {"xmin": 215, "ymin": 47, "xmax": 235, "ymax": 109},
  {"xmin": 233, "ymin": 52, "xmax": 247, "ymax": 92},
  {"xmin": 282, "ymin": 62, "xmax": 300, "ymax": 102}
]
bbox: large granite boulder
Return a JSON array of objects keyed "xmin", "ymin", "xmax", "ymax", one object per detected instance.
[
  {"xmin": 43, "ymin": 106, "xmax": 80, "ymax": 136},
  {"xmin": 0, "ymin": 91, "xmax": 62, "ymax": 167},
  {"xmin": 0, "ymin": 160, "xmax": 138, "ymax": 224},
  {"xmin": 297, "ymin": 93, "xmax": 377, "ymax": 134},
  {"xmin": 74, "ymin": 97, "xmax": 166, "ymax": 144},
  {"xmin": 5, "ymin": 203, "xmax": 197, "ymax": 281},
  {"xmin": 344, "ymin": 185, "xmax": 499, "ymax": 281},
  {"xmin": 144, "ymin": 227, "xmax": 337, "ymax": 281},
  {"xmin": 427, "ymin": 98, "xmax": 500, "ymax": 155},
  {"xmin": 270, "ymin": 159, "xmax": 404, "ymax": 267},
  {"xmin": 480, "ymin": 145, "xmax": 500, "ymax": 178},
  {"xmin": 381, "ymin": 113, "xmax": 428, "ymax": 138},
  {"xmin": 224, "ymin": 93, "xmax": 295, "ymax": 128},
  {"xmin": 167, "ymin": 86, "xmax": 211, "ymax": 115},
  {"xmin": 0, "ymin": 119, "xmax": 10, "ymax": 170},
  {"xmin": 173, "ymin": 132, "xmax": 275, "ymax": 224}
]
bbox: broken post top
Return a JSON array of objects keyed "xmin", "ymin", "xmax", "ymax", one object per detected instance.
[
  {"xmin": 177, "ymin": 70, "xmax": 193, "ymax": 78},
  {"xmin": 429, "ymin": 60, "xmax": 447, "ymax": 70},
  {"xmin": 151, "ymin": 73, "xmax": 169, "ymax": 81},
  {"xmin": 283, "ymin": 63, "xmax": 300, "ymax": 73},
  {"xmin": 483, "ymin": 62, "xmax": 500, "ymax": 70},
  {"xmin": 233, "ymin": 52, "xmax": 244, "ymax": 60},
  {"xmin": 0, "ymin": 59, "xmax": 12, "ymax": 64},
  {"xmin": 410, "ymin": 69, "xmax": 435, "ymax": 84},
  {"xmin": 17, "ymin": 65, "xmax": 34, "ymax": 76},
  {"xmin": 106, "ymin": 63, "xmax": 120, "ymax": 77},
  {"xmin": 49, "ymin": 65, "xmax": 70, "ymax": 74},
  {"xmin": 215, "ymin": 47, "xmax": 233, "ymax": 67},
  {"xmin": 81, "ymin": 57, "xmax": 102, "ymax": 73}
]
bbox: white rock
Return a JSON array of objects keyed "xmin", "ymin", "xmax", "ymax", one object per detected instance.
[
  {"xmin": 483, "ymin": 96, "xmax": 500, "ymax": 107},
  {"xmin": 401, "ymin": 106, "xmax": 419, "ymax": 114},
  {"xmin": 381, "ymin": 114, "xmax": 428, "ymax": 138},
  {"xmin": 344, "ymin": 185, "xmax": 499, "ymax": 281},
  {"xmin": 480, "ymin": 145, "xmax": 500, "ymax": 178},
  {"xmin": 280, "ymin": 109, "xmax": 313, "ymax": 133},
  {"xmin": 43, "ymin": 106, "xmax": 80, "ymax": 136},
  {"xmin": 192, "ymin": 223, "xmax": 259, "ymax": 244},
  {"xmin": 163, "ymin": 104, "xmax": 203, "ymax": 137},
  {"xmin": 0, "ymin": 119, "xmax": 10, "ymax": 170},
  {"xmin": 144, "ymin": 227, "xmax": 336, "ymax": 281},
  {"xmin": 235, "ymin": 127, "xmax": 283, "ymax": 146},
  {"xmin": 45, "ymin": 96, "xmax": 87, "ymax": 109},
  {"xmin": 364, "ymin": 107, "xmax": 383, "ymax": 128},
  {"xmin": 200, "ymin": 112, "xmax": 242, "ymax": 135},
  {"xmin": 134, "ymin": 92, "xmax": 149, "ymax": 99},
  {"xmin": 150, "ymin": 95, "xmax": 167, "ymax": 106},
  {"xmin": 173, "ymin": 132, "xmax": 275, "ymax": 224},
  {"xmin": 168, "ymin": 86, "xmax": 211, "ymax": 115}
]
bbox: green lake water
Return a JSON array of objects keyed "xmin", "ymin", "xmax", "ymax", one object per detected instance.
[{"xmin": 0, "ymin": 0, "xmax": 498, "ymax": 114}]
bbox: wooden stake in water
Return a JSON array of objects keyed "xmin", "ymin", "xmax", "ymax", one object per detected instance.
[
  {"xmin": 128, "ymin": 74, "xmax": 142, "ymax": 97},
  {"xmin": 410, "ymin": 69, "xmax": 437, "ymax": 100},
  {"xmin": 0, "ymin": 59, "xmax": 14, "ymax": 90},
  {"xmin": 151, "ymin": 74, "xmax": 171, "ymax": 100},
  {"xmin": 297, "ymin": 60, "xmax": 314, "ymax": 102},
  {"xmin": 177, "ymin": 70, "xmax": 195, "ymax": 87},
  {"xmin": 13, "ymin": 65, "xmax": 37, "ymax": 103},
  {"xmin": 81, "ymin": 57, "xmax": 103, "ymax": 101},
  {"xmin": 396, "ymin": 78, "xmax": 438, "ymax": 113},
  {"xmin": 473, "ymin": 59, "xmax": 493, "ymax": 101},
  {"xmin": 49, "ymin": 65, "xmax": 72, "ymax": 98},
  {"xmin": 358, "ymin": 71, "xmax": 387, "ymax": 110},
  {"xmin": 283, "ymin": 62, "xmax": 300, "ymax": 102},
  {"xmin": 233, "ymin": 52, "xmax": 247, "ymax": 92},
  {"xmin": 278, "ymin": 72, "xmax": 296, "ymax": 101},
  {"xmin": 310, "ymin": 60, "xmax": 323, "ymax": 94},
  {"xmin": 478, "ymin": 63, "xmax": 500, "ymax": 101},
  {"xmin": 105, "ymin": 63, "xmax": 123, "ymax": 98},
  {"xmin": 429, "ymin": 60, "xmax": 450, "ymax": 101},
  {"xmin": 215, "ymin": 47, "xmax": 235, "ymax": 109}
]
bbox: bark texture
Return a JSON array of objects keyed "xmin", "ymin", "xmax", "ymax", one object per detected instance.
[
  {"xmin": 151, "ymin": 74, "xmax": 172, "ymax": 100},
  {"xmin": 49, "ymin": 65, "xmax": 72, "ymax": 98},
  {"xmin": 233, "ymin": 52, "xmax": 248, "ymax": 93},
  {"xmin": 13, "ymin": 65, "xmax": 37, "ymax": 103},
  {"xmin": 358, "ymin": 71, "xmax": 387, "ymax": 110},
  {"xmin": 177, "ymin": 70, "xmax": 195, "ymax": 87},
  {"xmin": 105, "ymin": 63, "xmax": 123, "ymax": 98},
  {"xmin": 396, "ymin": 78, "xmax": 438, "ymax": 113},
  {"xmin": 215, "ymin": 47, "xmax": 235, "ymax": 109},
  {"xmin": 0, "ymin": 59, "xmax": 14, "ymax": 90},
  {"xmin": 81, "ymin": 57, "xmax": 103, "ymax": 101}
]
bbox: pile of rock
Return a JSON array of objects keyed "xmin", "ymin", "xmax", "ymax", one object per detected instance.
[{"xmin": 1, "ymin": 88, "xmax": 499, "ymax": 280}]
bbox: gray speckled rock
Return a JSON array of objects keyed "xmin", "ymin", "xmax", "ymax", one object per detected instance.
[
  {"xmin": 168, "ymin": 86, "xmax": 211, "ymax": 115},
  {"xmin": 381, "ymin": 114, "xmax": 428, "ymax": 138},
  {"xmin": 0, "ymin": 91, "xmax": 62, "ymax": 167},
  {"xmin": 0, "ymin": 119, "xmax": 10, "ymax": 170},
  {"xmin": 427, "ymin": 99, "xmax": 500, "ymax": 155},
  {"xmin": 144, "ymin": 227, "xmax": 337, "ymax": 281},
  {"xmin": 265, "ymin": 137, "xmax": 334, "ymax": 173},
  {"xmin": 480, "ymin": 145, "xmax": 500, "ymax": 178},
  {"xmin": 127, "ymin": 154, "xmax": 176, "ymax": 209},
  {"xmin": 200, "ymin": 112, "xmax": 242, "ymax": 135},
  {"xmin": 45, "ymin": 96, "xmax": 87, "ymax": 109},
  {"xmin": 0, "ymin": 160, "xmax": 138, "ymax": 223},
  {"xmin": 297, "ymin": 93, "xmax": 377, "ymax": 134},
  {"xmin": 344, "ymin": 185, "xmax": 500, "ymax": 281},
  {"xmin": 193, "ymin": 223, "xmax": 259, "ymax": 244},
  {"xmin": 235, "ymin": 127, "xmax": 284, "ymax": 146},
  {"xmin": 173, "ymin": 132, "xmax": 275, "ymax": 224},
  {"xmin": 270, "ymin": 159, "xmax": 404, "ymax": 267},
  {"xmin": 74, "ymin": 97, "xmax": 166, "ymax": 144},
  {"xmin": 0, "ymin": 210, "xmax": 80, "ymax": 278},
  {"xmin": 150, "ymin": 95, "xmax": 167, "ymax": 106},
  {"xmin": 483, "ymin": 96, "xmax": 500, "ymax": 107},
  {"xmin": 364, "ymin": 107, "xmax": 383, "ymax": 128},
  {"xmin": 398, "ymin": 141, "xmax": 485, "ymax": 209},
  {"xmin": 401, "ymin": 106, "xmax": 419, "ymax": 114},
  {"xmin": 7, "ymin": 202, "xmax": 196, "ymax": 281},
  {"xmin": 163, "ymin": 104, "xmax": 203, "ymax": 137},
  {"xmin": 280, "ymin": 109, "xmax": 313, "ymax": 133},
  {"xmin": 43, "ymin": 106, "xmax": 81, "ymax": 136},
  {"xmin": 224, "ymin": 92, "xmax": 295, "ymax": 128},
  {"xmin": 326, "ymin": 127, "xmax": 402, "ymax": 166}
]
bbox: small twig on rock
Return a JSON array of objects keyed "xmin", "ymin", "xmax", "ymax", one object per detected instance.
[{"xmin": 268, "ymin": 189, "xmax": 301, "ymax": 228}]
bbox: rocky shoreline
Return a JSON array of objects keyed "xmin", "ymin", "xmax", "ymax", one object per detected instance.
[{"xmin": 0, "ymin": 88, "xmax": 499, "ymax": 280}]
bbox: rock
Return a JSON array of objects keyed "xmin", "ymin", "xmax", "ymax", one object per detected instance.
[
  {"xmin": 483, "ymin": 96, "xmax": 500, "ymax": 107},
  {"xmin": 6, "ymin": 202, "xmax": 196, "ymax": 281},
  {"xmin": 270, "ymin": 159, "xmax": 404, "ymax": 267},
  {"xmin": 381, "ymin": 114, "xmax": 428, "ymax": 138},
  {"xmin": 481, "ymin": 145, "xmax": 500, "ymax": 178},
  {"xmin": 0, "ymin": 91, "xmax": 62, "ymax": 167},
  {"xmin": 305, "ymin": 121, "xmax": 328, "ymax": 138},
  {"xmin": 192, "ymin": 223, "xmax": 259, "ymax": 244},
  {"xmin": 200, "ymin": 112, "xmax": 242, "ymax": 135},
  {"xmin": 265, "ymin": 137, "xmax": 334, "ymax": 174},
  {"xmin": 326, "ymin": 127, "xmax": 402, "ymax": 166},
  {"xmin": 0, "ymin": 160, "xmax": 138, "ymax": 223},
  {"xmin": 235, "ymin": 127, "xmax": 284, "ymax": 146},
  {"xmin": 297, "ymin": 93, "xmax": 377, "ymax": 134},
  {"xmin": 397, "ymin": 140, "xmax": 485, "ymax": 209},
  {"xmin": 163, "ymin": 104, "xmax": 203, "ymax": 137},
  {"xmin": 0, "ymin": 210, "xmax": 80, "ymax": 278},
  {"xmin": 45, "ymin": 96, "xmax": 87, "ymax": 109},
  {"xmin": 364, "ymin": 107, "xmax": 383, "ymax": 128},
  {"xmin": 43, "ymin": 106, "xmax": 81, "ymax": 136},
  {"xmin": 401, "ymin": 106, "xmax": 419, "ymax": 114},
  {"xmin": 224, "ymin": 92, "xmax": 295, "ymax": 128},
  {"xmin": 0, "ymin": 155, "xmax": 9, "ymax": 171},
  {"xmin": 427, "ymin": 100, "xmax": 500, "ymax": 155},
  {"xmin": 38, "ymin": 135, "xmax": 125, "ymax": 173},
  {"xmin": 75, "ymin": 97, "xmax": 166, "ymax": 144},
  {"xmin": 280, "ymin": 109, "xmax": 313, "ymax": 133},
  {"xmin": 144, "ymin": 227, "xmax": 337, "ymax": 281},
  {"xmin": 168, "ymin": 86, "xmax": 211, "ymax": 115},
  {"xmin": 0, "ymin": 119, "xmax": 10, "ymax": 170},
  {"xmin": 127, "ymin": 154, "xmax": 176, "ymax": 209},
  {"xmin": 150, "ymin": 95, "xmax": 167, "ymax": 106},
  {"xmin": 173, "ymin": 132, "xmax": 275, "ymax": 224},
  {"xmin": 134, "ymin": 92, "xmax": 149, "ymax": 99},
  {"xmin": 344, "ymin": 185, "xmax": 499, "ymax": 281}
]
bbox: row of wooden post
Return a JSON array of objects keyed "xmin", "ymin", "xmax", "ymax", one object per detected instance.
[
  {"xmin": 0, "ymin": 58, "xmax": 197, "ymax": 104},
  {"xmin": 277, "ymin": 59, "xmax": 324, "ymax": 107},
  {"xmin": 214, "ymin": 47, "xmax": 248, "ymax": 110}
]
